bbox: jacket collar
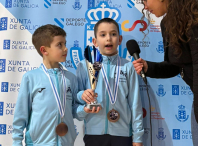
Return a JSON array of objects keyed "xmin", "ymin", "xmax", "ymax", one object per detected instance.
[
  {"xmin": 102, "ymin": 53, "xmax": 119, "ymax": 64},
  {"xmin": 40, "ymin": 63, "xmax": 67, "ymax": 74}
]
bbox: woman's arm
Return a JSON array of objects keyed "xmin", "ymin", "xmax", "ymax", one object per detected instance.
[{"xmin": 146, "ymin": 60, "xmax": 180, "ymax": 78}]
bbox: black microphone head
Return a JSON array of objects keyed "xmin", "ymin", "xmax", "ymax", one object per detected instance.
[{"xmin": 126, "ymin": 39, "xmax": 140, "ymax": 56}]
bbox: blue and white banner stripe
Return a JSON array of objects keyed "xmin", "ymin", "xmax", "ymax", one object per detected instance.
[{"xmin": 101, "ymin": 56, "xmax": 121, "ymax": 105}]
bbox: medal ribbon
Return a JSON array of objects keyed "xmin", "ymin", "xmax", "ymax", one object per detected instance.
[
  {"xmin": 101, "ymin": 56, "xmax": 121, "ymax": 105},
  {"xmin": 41, "ymin": 63, "xmax": 67, "ymax": 118}
]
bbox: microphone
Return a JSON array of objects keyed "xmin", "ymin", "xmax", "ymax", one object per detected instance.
[{"xmin": 126, "ymin": 39, "xmax": 147, "ymax": 84}]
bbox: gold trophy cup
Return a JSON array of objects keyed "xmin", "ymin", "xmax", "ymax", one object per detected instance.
[{"xmin": 84, "ymin": 46, "xmax": 102, "ymax": 110}]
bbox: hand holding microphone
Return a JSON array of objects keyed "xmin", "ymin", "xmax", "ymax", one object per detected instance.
[
  {"xmin": 133, "ymin": 58, "xmax": 148, "ymax": 75},
  {"xmin": 126, "ymin": 39, "xmax": 147, "ymax": 84}
]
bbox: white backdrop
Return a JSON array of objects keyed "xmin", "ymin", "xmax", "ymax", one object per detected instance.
[{"xmin": 0, "ymin": 0, "xmax": 193, "ymax": 146}]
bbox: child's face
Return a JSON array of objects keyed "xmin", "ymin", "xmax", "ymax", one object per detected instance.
[
  {"xmin": 45, "ymin": 35, "xmax": 67, "ymax": 64},
  {"xmin": 93, "ymin": 22, "xmax": 122, "ymax": 56}
]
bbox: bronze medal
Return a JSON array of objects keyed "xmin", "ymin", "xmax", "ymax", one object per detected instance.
[
  {"xmin": 107, "ymin": 109, "xmax": 120, "ymax": 122},
  {"xmin": 56, "ymin": 122, "xmax": 68, "ymax": 136}
]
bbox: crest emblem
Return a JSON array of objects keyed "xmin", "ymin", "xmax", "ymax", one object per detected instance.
[
  {"xmin": 88, "ymin": 0, "xmax": 95, "ymax": 9},
  {"xmin": 0, "ymin": 124, "xmax": 6, "ymax": 135},
  {"xmin": 156, "ymin": 84, "xmax": 166, "ymax": 97},
  {"xmin": 156, "ymin": 128, "xmax": 166, "ymax": 140},
  {"xmin": 156, "ymin": 41, "xmax": 164, "ymax": 53},
  {"xmin": 0, "ymin": 59, "xmax": 6, "ymax": 72},
  {"xmin": 0, "ymin": 102, "xmax": 4, "ymax": 116},
  {"xmin": 84, "ymin": 2, "xmax": 122, "ymax": 55},
  {"xmin": 5, "ymin": 0, "xmax": 12, "ymax": 8},
  {"xmin": 73, "ymin": 0, "xmax": 82, "ymax": 10},
  {"xmin": 3, "ymin": 40, "xmax": 10, "ymax": 50},
  {"xmin": 172, "ymin": 85, "xmax": 179, "ymax": 95},
  {"xmin": 175, "ymin": 105, "xmax": 189, "ymax": 122},
  {"xmin": 173, "ymin": 129, "xmax": 180, "ymax": 140},
  {"xmin": 0, "ymin": 17, "xmax": 8, "ymax": 31},
  {"xmin": 1, "ymin": 82, "xmax": 8, "ymax": 92},
  {"xmin": 70, "ymin": 40, "xmax": 83, "ymax": 69}
]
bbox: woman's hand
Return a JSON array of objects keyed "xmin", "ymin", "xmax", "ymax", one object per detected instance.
[{"xmin": 132, "ymin": 58, "xmax": 148, "ymax": 75}]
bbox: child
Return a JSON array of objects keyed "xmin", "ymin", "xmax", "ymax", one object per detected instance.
[
  {"xmin": 12, "ymin": 24, "xmax": 84, "ymax": 146},
  {"xmin": 76, "ymin": 18, "xmax": 144, "ymax": 146}
]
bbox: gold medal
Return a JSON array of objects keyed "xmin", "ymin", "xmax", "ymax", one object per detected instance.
[
  {"xmin": 107, "ymin": 109, "xmax": 120, "ymax": 122},
  {"xmin": 56, "ymin": 122, "xmax": 68, "ymax": 136}
]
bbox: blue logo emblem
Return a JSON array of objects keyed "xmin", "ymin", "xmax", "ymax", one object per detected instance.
[
  {"xmin": 73, "ymin": 0, "xmax": 82, "ymax": 10},
  {"xmin": 0, "ymin": 102, "xmax": 3, "ymax": 116},
  {"xmin": 0, "ymin": 17, "xmax": 8, "ymax": 31},
  {"xmin": 0, "ymin": 124, "xmax": 6, "ymax": 135},
  {"xmin": 156, "ymin": 84, "xmax": 166, "ymax": 97},
  {"xmin": 1, "ymin": 82, "xmax": 8, "ymax": 92},
  {"xmin": 122, "ymin": 48, "xmax": 134, "ymax": 62},
  {"xmin": 156, "ymin": 41, "xmax": 164, "ymax": 53},
  {"xmin": 0, "ymin": 59, "xmax": 6, "ymax": 73},
  {"xmin": 172, "ymin": 85, "xmax": 179, "ymax": 95},
  {"xmin": 96, "ymin": 0, "xmax": 113, "ymax": 7},
  {"xmin": 173, "ymin": 129, "xmax": 180, "ymax": 140},
  {"xmin": 54, "ymin": 18, "xmax": 64, "ymax": 29},
  {"xmin": 3, "ymin": 40, "xmax": 10, "ymax": 50},
  {"xmin": 44, "ymin": 0, "xmax": 51, "ymax": 8},
  {"xmin": 175, "ymin": 105, "xmax": 189, "ymax": 122},
  {"xmin": 84, "ymin": 2, "xmax": 122, "ymax": 55},
  {"xmin": 5, "ymin": 0, "xmax": 12, "ymax": 8},
  {"xmin": 70, "ymin": 40, "xmax": 83, "ymax": 69},
  {"xmin": 127, "ymin": 0, "xmax": 135, "ymax": 8},
  {"xmin": 88, "ymin": 0, "xmax": 95, "ymax": 9},
  {"xmin": 156, "ymin": 128, "xmax": 166, "ymax": 140}
]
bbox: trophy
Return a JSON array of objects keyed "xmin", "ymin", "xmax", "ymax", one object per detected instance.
[{"xmin": 84, "ymin": 45, "xmax": 103, "ymax": 110}]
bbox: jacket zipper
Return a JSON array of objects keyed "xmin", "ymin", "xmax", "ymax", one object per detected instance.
[
  {"xmin": 105, "ymin": 59, "xmax": 110, "ymax": 134},
  {"xmin": 54, "ymin": 70, "xmax": 60, "ymax": 146}
]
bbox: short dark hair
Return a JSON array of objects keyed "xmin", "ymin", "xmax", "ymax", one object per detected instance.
[
  {"xmin": 32, "ymin": 24, "xmax": 66, "ymax": 56},
  {"xmin": 94, "ymin": 18, "xmax": 120, "ymax": 38}
]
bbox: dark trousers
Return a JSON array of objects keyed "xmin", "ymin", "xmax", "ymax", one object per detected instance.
[{"xmin": 83, "ymin": 134, "xmax": 132, "ymax": 146}]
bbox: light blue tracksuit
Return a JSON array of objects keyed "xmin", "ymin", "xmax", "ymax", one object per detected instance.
[
  {"xmin": 12, "ymin": 64, "xmax": 83, "ymax": 146},
  {"xmin": 76, "ymin": 54, "xmax": 144, "ymax": 143}
]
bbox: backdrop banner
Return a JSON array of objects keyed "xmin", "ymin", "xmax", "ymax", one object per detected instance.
[{"xmin": 0, "ymin": 0, "xmax": 193, "ymax": 146}]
